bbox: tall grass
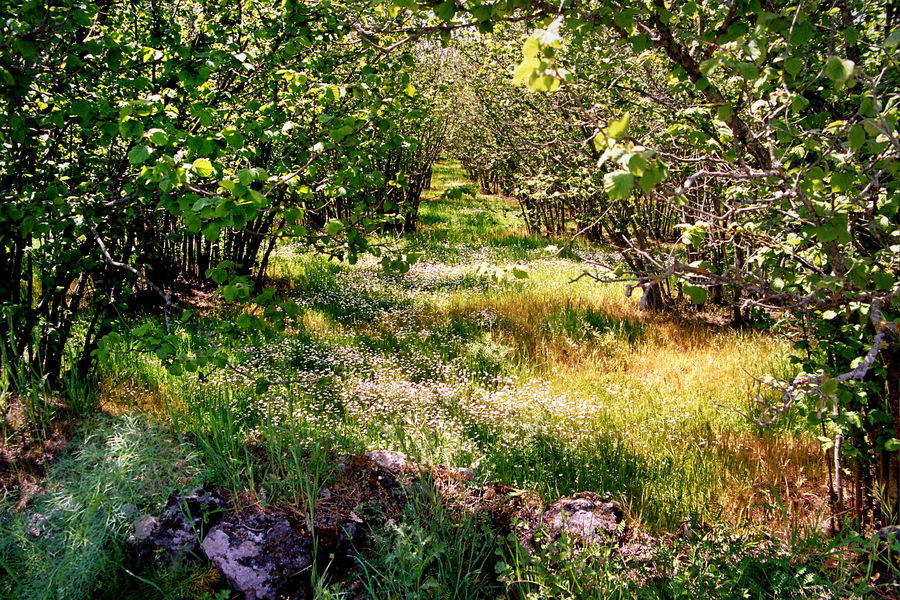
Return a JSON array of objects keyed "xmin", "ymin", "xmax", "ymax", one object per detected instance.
[
  {"xmin": 0, "ymin": 415, "xmax": 204, "ymax": 600},
  {"xmin": 91, "ymin": 161, "xmax": 827, "ymax": 532},
  {"xmin": 3, "ymin": 160, "xmax": 869, "ymax": 597}
]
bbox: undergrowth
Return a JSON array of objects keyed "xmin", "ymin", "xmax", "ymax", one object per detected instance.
[
  {"xmin": 0, "ymin": 415, "xmax": 204, "ymax": 600},
  {"xmin": 2, "ymin": 161, "xmax": 889, "ymax": 598}
]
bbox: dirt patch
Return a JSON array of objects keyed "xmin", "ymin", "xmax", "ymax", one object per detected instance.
[{"xmin": 1, "ymin": 396, "xmax": 72, "ymax": 509}]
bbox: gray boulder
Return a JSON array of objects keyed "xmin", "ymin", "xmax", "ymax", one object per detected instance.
[
  {"xmin": 365, "ymin": 450, "xmax": 410, "ymax": 473},
  {"xmin": 131, "ymin": 485, "xmax": 227, "ymax": 556},
  {"xmin": 202, "ymin": 509, "xmax": 313, "ymax": 600},
  {"xmin": 540, "ymin": 492, "xmax": 625, "ymax": 544}
]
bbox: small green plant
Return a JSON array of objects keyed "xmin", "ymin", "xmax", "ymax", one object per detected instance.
[
  {"xmin": 0, "ymin": 415, "xmax": 203, "ymax": 600},
  {"xmin": 355, "ymin": 477, "xmax": 499, "ymax": 599},
  {"xmin": 441, "ymin": 182, "xmax": 478, "ymax": 201}
]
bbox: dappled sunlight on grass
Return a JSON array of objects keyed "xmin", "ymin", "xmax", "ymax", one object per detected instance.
[{"xmin": 94, "ymin": 161, "xmax": 827, "ymax": 532}]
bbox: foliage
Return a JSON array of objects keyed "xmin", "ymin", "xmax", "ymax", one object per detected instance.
[
  {"xmin": 4, "ymin": 0, "xmax": 900, "ymax": 593},
  {"xmin": 381, "ymin": 0, "xmax": 900, "ymax": 523},
  {"xmin": 0, "ymin": 0, "xmax": 441, "ymax": 392},
  {"xmin": 355, "ymin": 479, "xmax": 500, "ymax": 599},
  {"xmin": 497, "ymin": 526, "xmax": 900, "ymax": 599},
  {"xmin": 0, "ymin": 415, "xmax": 203, "ymax": 600},
  {"xmin": 97, "ymin": 165, "xmax": 811, "ymax": 531}
]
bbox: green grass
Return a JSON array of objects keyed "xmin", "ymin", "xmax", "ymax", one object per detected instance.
[
  {"xmin": 354, "ymin": 477, "xmax": 500, "ymax": 599},
  {"xmin": 0, "ymin": 415, "xmax": 205, "ymax": 600},
  {"xmin": 6, "ymin": 160, "xmax": 893, "ymax": 598},
  {"xmin": 94, "ymin": 161, "xmax": 822, "ymax": 530}
]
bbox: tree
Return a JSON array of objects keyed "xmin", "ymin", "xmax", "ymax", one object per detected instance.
[
  {"xmin": 0, "ymin": 1, "xmax": 441, "ymax": 391},
  {"xmin": 387, "ymin": 0, "xmax": 899, "ymax": 524}
]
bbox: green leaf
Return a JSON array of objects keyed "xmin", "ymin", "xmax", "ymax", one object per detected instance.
[
  {"xmin": 222, "ymin": 285, "xmax": 238, "ymax": 302},
  {"xmin": 721, "ymin": 21, "xmax": 748, "ymax": 43},
  {"xmin": 513, "ymin": 57, "xmax": 540, "ymax": 86},
  {"xmin": 717, "ymin": 104, "xmax": 733, "ymax": 121},
  {"xmin": 119, "ymin": 118, "xmax": 144, "ymax": 139},
  {"xmin": 13, "ymin": 39, "xmax": 37, "ymax": 60},
  {"xmin": 255, "ymin": 378, "xmax": 270, "ymax": 395},
  {"xmin": 626, "ymin": 153, "xmax": 649, "ymax": 176},
  {"xmin": 783, "ymin": 56, "xmax": 803, "ymax": 77},
  {"xmin": 831, "ymin": 171, "xmax": 853, "ymax": 193},
  {"xmin": 237, "ymin": 169, "xmax": 254, "ymax": 186},
  {"xmin": 791, "ymin": 21, "xmax": 814, "ymax": 47},
  {"xmin": 683, "ymin": 284, "xmax": 708, "ymax": 305},
  {"xmin": 699, "ymin": 57, "xmax": 720, "ymax": 76},
  {"xmin": 629, "ymin": 34, "xmax": 650, "ymax": 52},
  {"xmin": 192, "ymin": 158, "xmax": 215, "ymax": 177},
  {"xmin": 613, "ymin": 10, "xmax": 634, "ymax": 32},
  {"xmin": 522, "ymin": 37, "xmax": 541, "ymax": 58},
  {"xmin": 639, "ymin": 163, "xmax": 666, "ymax": 192},
  {"xmin": 435, "ymin": 1, "xmax": 455, "ymax": 21},
  {"xmin": 202, "ymin": 222, "xmax": 220, "ymax": 242},
  {"xmin": 472, "ymin": 5, "xmax": 492, "ymax": 21},
  {"xmin": 848, "ymin": 125, "xmax": 866, "ymax": 152},
  {"xmin": 604, "ymin": 170, "xmax": 634, "ymax": 200},
  {"xmin": 821, "ymin": 377, "xmax": 838, "ymax": 396},
  {"xmin": 885, "ymin": 438, "xmax": 900, "ymax": 452},
  {"xmin": 735, "ymin": 62, "xmax": 759, "ymax": 80},
  {"xmin": 606, "ymin": 113, "xmax": 630, "ymax": 141},
  {"xmin": 207, "ymin": 268, "xmax": 228, "ymax": 284},
  {"xmin": 224, "ymin": 130, "xmax": 245, "ymax": 149},
  {"xmin": 331, "ymin": 126, "xmax": 354, "ymax": 141},
  {"xmin": 324, "ymin": 219, "xmax": 343, "ymax": 235},
  {"xmin": 886, "ymin": 27, "xmax": 900, "ymax": 49},
  {"xmin": 873, "ymin": 270, "xmax": 895, "ymax": 291},
  {"xmin": 147, "ymin": 128, "xmax": 169, "ymax": 145},
  {"xmin": 128, "ymin": 145, "xmax": 151, "ymax": 165},
  {"xmin": 824, "ymin": 56, "xmax": 854, "ymax": 83},
  {"xmin": 791, "ymin": 94, "xmax": 809, "ymax": 112}
]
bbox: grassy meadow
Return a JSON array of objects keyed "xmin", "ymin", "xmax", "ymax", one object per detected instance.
[{"xmin": 2, "ymin": 163, "xmax": 891, "ymax": 599}]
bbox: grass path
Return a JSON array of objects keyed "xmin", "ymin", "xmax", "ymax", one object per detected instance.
[
  {"xmin": 99, "ymin": 161, "xmax": 827, "ymax": 532},
  {"xmin": 1, "ymin": 163, "xmax": 863, "ymax": 600}
]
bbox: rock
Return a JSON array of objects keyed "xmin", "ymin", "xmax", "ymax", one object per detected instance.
[
  {"xmin": 120, "ymin": 503, "xmax": 139, "ymax": 519},
  {"xmin": 132, "ymin": 515, "xmax": 159, "ymax": 541},
  {"xmin": 131, "ymin": 485, "xmax": 228, "ymax": 556},
  {"xmin": 619, "ymin": 530, "xmax": 657, "ymax": 563},
  {"xmin": 540, "ymin": 492, "xmax": 625, "ymax": 544},
  {"xmin": 202, "ymin": 508, "xmax": 313, "ymax": 600},
  {"xmin": 456, "ymin": 467, "xmax": 476, "ymax": 479},
  {"xmin": 436, "ymin": 463, "xmax": 475, "ymax": 479},
  {"xmin": 26, "ymin": 512, "xmax": 49, "ymax": 538},
  {"xmin": 876, "ymin": 525, "xmax": 900, "ymax": 541},
  {"xmin": 365, "ymin": 450, "xmax": 409, "ymax": 473}
]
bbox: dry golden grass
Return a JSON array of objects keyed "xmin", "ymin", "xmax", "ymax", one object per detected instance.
[{"xmin": 413, "ymin": 280, "xmax": 829, "ymax": 531}]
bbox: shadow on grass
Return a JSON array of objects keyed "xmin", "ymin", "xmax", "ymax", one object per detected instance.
[
  {"xmin": 465, "ymin": 422, "xmax": 701, "ymax": 529},
  {"xmin": 0, "ymin": 415, "xmax": 203, "ymax": 600},
  {"xmin": 543, "ymin": 302, "xmax": 644, "ymax": 344},
  {"xmin": 298, "ymin": 263, "xmax": 414, "ymax": 324}
]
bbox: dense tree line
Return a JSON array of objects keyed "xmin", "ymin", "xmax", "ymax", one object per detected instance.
[{"xmin": 0, "ymin": 0, "xmax": 443, "ymax": 388}]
